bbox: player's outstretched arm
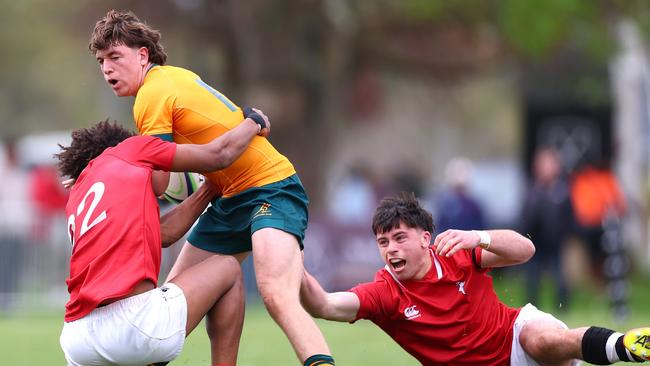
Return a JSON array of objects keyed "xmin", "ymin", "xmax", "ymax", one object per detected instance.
[
  {"xmin": 300, "ymin": 270, "xmax": 360, "ymax": 323},
  {"xmin": 171, "ymin": 113, "xmax": 270, "ymax": 173},
  {"xmin": 160, "ymin": 182, "xmax": 218, "ymax": 247},
  {"xmin": 433, "ymin": 229, "xmax": 535, "ymax": 268}
]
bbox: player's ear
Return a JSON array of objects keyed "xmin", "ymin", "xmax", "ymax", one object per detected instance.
[
  {"xmin": 138, "ymin": 47, "xmax": 149, "ymax": 66},
  {"xmin": 421, "ymin": 230, "xmax": 431, "ymax": 248}
]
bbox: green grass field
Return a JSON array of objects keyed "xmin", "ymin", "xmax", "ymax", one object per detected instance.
[{"xmin": 0, "ymin": 271, "xmax": 647, "ymax": 365}]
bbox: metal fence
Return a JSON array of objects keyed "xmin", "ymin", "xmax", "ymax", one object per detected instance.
[
  {"xmin": 0, "ymin": 217, "xmax": 71, "ymax": 313},
  {"xmin": 0, "ymin": 210, "xmax": 385, "ymax": 315}
]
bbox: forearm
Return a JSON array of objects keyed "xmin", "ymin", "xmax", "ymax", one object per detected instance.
[
  {"xmin": 204, "ymin": 118, "xmax": 261, "ymax": 170},
  {"xmin": 434, "ymin": 229, "xmax": 535, "ymax": 268},
  {"xmin": 159, "ymin": 183, "xmax": 216, "ymax": 247},
  {"xmin": 300, "ymin": 271, "xmax": 331, "ymax": 318},
  {"xmin": 171, "ymin": 119, "xmax": 260, "ymax": 173},
  {"xmin": 480, "ymin": 229, "xmax": 535, "ymax": 268},
  {"xmin": 300, "ymin": 271, "xmax": 360, "ymax": 322}
]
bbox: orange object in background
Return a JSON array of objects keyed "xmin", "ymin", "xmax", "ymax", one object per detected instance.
[{"xmin": 570, "ymin": 166, "xmax": 627, "ymax": 227}]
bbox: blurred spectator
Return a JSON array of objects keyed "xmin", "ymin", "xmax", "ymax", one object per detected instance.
[
  {"xmin": 570, "ymin": 159, "xmax": 629, "ymax": 319},
  {"xmin": 0, "ymin": 140, "xmax": 33, "ymax": 311},
  {"xmin": 392, "ymin": 167, "xmax": 426, "ymax": 199},
  {"xmin": 348, "ymin": 59, "xmax": 383, "ymax": 122},
  {"xmin": 327, "ymin": 162, "xmax": 378, "ymax": 226},
  {"xmin": 570, "ymin": 159, "xmax": 627, "ymax": 282},
  {"xmin": 322, "ymin": 162, "xmax": 383, "ymax": 290},
  {"xmin": 434, "ymin": 157, "xmax": 485, "ymax": 232},
  {"xmin": 29, "ymin": 164, "xmax": 68, "ymax": 240},
  {"xmin": 520, "ymin": 147, "xmax": 575, "ymax": 310}
]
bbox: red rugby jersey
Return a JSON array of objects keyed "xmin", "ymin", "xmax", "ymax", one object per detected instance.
[
  {"xmin": 350, "ymin": 248, "xmax": 520, "ymax": 366},
  {"xmin": 64, "ymin": 136, "xmax": 176, "ymax": 322}
]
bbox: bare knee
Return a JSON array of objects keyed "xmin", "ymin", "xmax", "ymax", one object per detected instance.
[
  {"xmin": 197, "ymin": 254, "xmax": 243, "ymax": 293},
  {"xmin": 208, "ymin": 257, "xmax": 244, "ymax": 307},
  {"xmin": 520, "ymin": 325, "xmax": 554, "ymax": 358},
  {"xmin": 218, "ymin": 256, "xmax": 243, "ymax": 285},
  {"xmin": 257, "ymin": 277, "xmax": 281, "ymax": 306},
  {"xmin": 257, "ymin": 276, "xmax": 297, "ymax": 315},
  {"xmin": 520, "ymin": 323, "xmax": 580, "ymax": 364}
]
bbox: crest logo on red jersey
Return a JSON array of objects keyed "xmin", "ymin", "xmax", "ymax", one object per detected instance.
[
  {"xmin": 456, "ymin": 281, "xmax": 466, "ymax": 295},
  {"xmin": 404, "ymin": 305, "xmax": 421, "ymax": 320}
]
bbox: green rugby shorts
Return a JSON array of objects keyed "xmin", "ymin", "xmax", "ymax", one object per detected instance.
[{"xmin": 187, "ymin": 174, "xmax": 309, "ymax": 254}]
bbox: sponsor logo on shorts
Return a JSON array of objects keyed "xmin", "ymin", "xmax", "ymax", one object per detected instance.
[
  {"xmin": 253, "ymin": 203, "xmax": 272, "ymax": 218},
  {"xmin": 404, "ymin": 305, "xmax": 421, "ymax": 320}
]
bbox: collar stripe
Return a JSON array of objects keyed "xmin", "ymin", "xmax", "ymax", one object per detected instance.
[{"xmin": 384, "ymin": 249, "xmax": 443, "ymax": 287}]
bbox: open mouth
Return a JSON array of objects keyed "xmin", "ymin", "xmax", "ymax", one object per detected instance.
[
  {"xmin": 108, "ymin": 79, "xmax": 118, "ymax": 86},
  {"xmin": 389, "ymin": 258, "xmax": 406, "ymax": 271}
]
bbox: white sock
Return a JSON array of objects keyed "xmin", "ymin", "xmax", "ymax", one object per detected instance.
[{"xmin": 606, "ymin": 332, "xmax": 624, "ymax": 363}]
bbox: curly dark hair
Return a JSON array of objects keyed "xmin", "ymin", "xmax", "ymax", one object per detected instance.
[
  {"xmin": 55, "ymin": 120, "xmax": 135, "ymax": 179},
  {"xmin": 371, "ymin": 192, "xmax": 435, "ymax": 236},
  {"xmin": 89, "ymin": 9, "xmax": 167, "ymax": 65}
]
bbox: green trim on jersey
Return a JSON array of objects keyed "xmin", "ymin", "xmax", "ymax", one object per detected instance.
[{"xmin": 152, "ymin": 133, "xmax": 174, "ymax": 142}]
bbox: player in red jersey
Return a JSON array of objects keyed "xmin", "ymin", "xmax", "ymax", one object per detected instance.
[
  {"xmin": 56, "ymin": 117, "xmax": 268, "ymax": 366},
  {"xmin": 301, "ymin": 192, "xmax": 650, "ymax": 365}
]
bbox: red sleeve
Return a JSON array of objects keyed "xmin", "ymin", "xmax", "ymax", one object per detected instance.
[
  {"xmin": 349, "ymin": 278, "xmax": 390, "ymax": 323},
  {"xmin": 114, "ymin": 136, "xmax": 177, "ymax": 171},
  {"xmin": 471, "ymin": 247, "xmax": 488, "ymax": 272},
  {"xmin": 448, "ymin": 247, "xmax": 489, "ymax": 273}
]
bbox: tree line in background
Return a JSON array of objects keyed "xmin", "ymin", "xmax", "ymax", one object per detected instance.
[{"xmin": 1, "ymin": 0, "xmax": 650, "ymax": 201}]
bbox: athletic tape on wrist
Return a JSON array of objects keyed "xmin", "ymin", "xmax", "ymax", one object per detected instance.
[
  {"xmin": 473, "ymin": 230, "xmax": 491, "ymax": 250},
  {"xmin": 247, "ymin": 112, "xmax": 266, "ymax": 130}
]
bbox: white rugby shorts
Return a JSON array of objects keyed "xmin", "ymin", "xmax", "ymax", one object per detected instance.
[
  {"xmin": 60, "ymin": 283, "xmax": 187, "ymax": 366},
  {"xmin": 510, "ymin": 303, "xmax": 581, "ymax": 366}
]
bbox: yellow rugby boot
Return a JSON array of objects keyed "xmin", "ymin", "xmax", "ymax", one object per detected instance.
[{"xmin": 623, "ymin": 327, "xmax": 650, "ymax": 361}]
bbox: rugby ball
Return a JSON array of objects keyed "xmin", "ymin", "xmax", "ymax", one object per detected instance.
[{"xmin": 162, "ymin": 172, "xmax": 205, "ymax": 204}]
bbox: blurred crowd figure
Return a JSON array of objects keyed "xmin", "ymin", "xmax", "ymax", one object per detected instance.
[
  {"xmin": 29, "ymin": 164, "xmax": 68, "ymax": 240},
  {"xmin": 326, "ymin": 163, "xmax": 378, "ymax": 226},
  {"xmin": 434, "ymin": 157, "xmax": 485, "ymax": 232},
  {"xmin": 0, "ymin": 139, "xmax": 68, "ymax": 313},
  {"xmin": 517, "ymin": 146, "xmax": 630, "ymax": 316},
  {"xmin": 570, "ymin": 158, "xmax": 629, "ymax": 319},
  {"xmin": 570, "ymin": 159, "xmax": 627, "ymax": 283},
  {"xmin": 0, "ymin": 140, "xmax": 31, "ymax": 311},
  {"xmin": 519, "ymin": 147, "xmax": 575, "ymax": 310}
]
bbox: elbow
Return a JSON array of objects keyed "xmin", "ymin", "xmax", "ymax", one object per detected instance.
[
  {"xmin": 161, "ymin": 232, "xmax": 180, "ymax": 248},
  {"xmin": 160, "ymin": 225, "xmax": 182, "ymax": 248},
  {"xmin": 303, "ymin": 305, "xmax": 323, "ymax": 319},
  {"xmin": 310, "ymin": 307, "xmax": 326, "ymax": 319},
  {"xmin": 301, "ymin": 300, "xmax": 325, "ymax": 319},
  {"xmin": 521, "ymin": 237, "xmax": 536, "ymax": 263}
]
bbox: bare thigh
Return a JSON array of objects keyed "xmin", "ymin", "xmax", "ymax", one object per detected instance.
[
  {"xmin": 168, "ymin": 254, "xmax": 243, "ymax": 335},
  {"xmin": 166, "ymin": 241, "xmax": 249, "ymax": 282},
  {"xmin": 252, "ymin": 228, "xmax": 303, "ymax": 294}
]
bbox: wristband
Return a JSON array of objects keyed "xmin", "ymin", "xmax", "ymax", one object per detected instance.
[
  {"xmin": 246, "ymin": 112, "xmax": 266, "ymax": 131},
  {"xmin": 473, "ymin": 230, "xmax": 491, "ymax": 250}
]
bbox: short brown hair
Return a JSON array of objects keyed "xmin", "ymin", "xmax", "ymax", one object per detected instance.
[
  {"xmin": 55, "ymin": 120, "xmax": 135, "ymax": 180},
  {"xmin": 89, "ymin": 10, "xmax": 167, "ymax": 65},
  {"xmin": 371, "ymin": 192, "xmax": 435, "ymax": 235}
]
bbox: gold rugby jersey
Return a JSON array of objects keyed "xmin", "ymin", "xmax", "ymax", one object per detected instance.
[{"xmin": 134, "ymin": 65, "xmax": 295, "ymax": 196}]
